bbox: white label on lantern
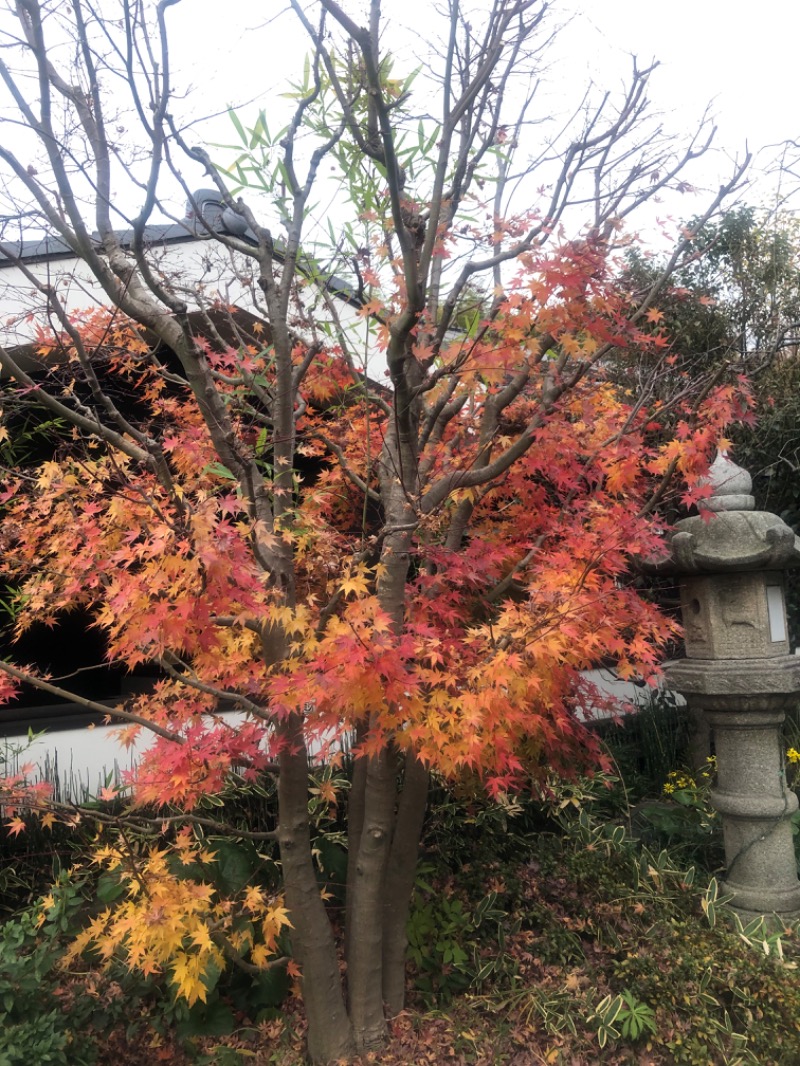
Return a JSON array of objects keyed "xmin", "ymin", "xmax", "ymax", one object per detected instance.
[{"xmin": 767, "ymin": 585, "xmax": 787, "ymax": 643}]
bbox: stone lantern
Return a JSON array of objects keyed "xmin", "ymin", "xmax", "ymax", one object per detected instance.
[{"xmin": 662, "ymin": 452, "xmax": 800, "ymax": 919}]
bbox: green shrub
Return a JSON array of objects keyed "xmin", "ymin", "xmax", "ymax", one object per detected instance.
[
  {"xmin": 407, "ymin": 872, "xmax": 520, "ymax": 1004},
  {"xmin": 0, "ymin": 893, "xmax": 93, "ymax": 1065},
  {"xmin": 601, "ymin": 689, "xmax": 693, "ymax": 802},
  {"xmin": 635, "ymin": 757, "xmax": 725, "ymax": 869}
]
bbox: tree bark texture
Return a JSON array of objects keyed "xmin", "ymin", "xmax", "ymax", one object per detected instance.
[
  {"xmin": 344, "ymin": 730, "xmax": 368, "ymax": 971},
  {"xmin": 345, "ymin": 744, "xmax": 398, "ymax": 1050},
  {"xmin": 277, "ymin": 714, "xmax": 355, "ymax": 1063},
  {"xmin": 381, "ymin": 750, "xmax": 430, "ymax": 1016}
]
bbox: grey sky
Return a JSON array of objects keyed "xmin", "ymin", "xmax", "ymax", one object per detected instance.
[
  {"xmin": 160, "ymin": 0, "xmax": 793, "ymax": 229},
  {"xmin": 1, "ymin": 1, "xmax": 793, "ymax": 244},
  {"xmin": 560, "ymin": 1, "xmax": 797, "ymax": 198}
]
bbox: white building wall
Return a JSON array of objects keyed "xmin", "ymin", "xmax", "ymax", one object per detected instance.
[
  {"xmin": 5, "ymin": 673, "xmax": 660, "ymax": 801},
  {"xmin": 3, "ymin": 724, "xmax": 146, "ymax": 802},
  {"xmin": 1, "ymin": 237, "xmax": 387, "ymax": 381}
]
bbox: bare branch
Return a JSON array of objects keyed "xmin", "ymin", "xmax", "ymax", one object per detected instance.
[{"xmin": 0, "ymin": 660, "xmax": 183, "ymax": 744}]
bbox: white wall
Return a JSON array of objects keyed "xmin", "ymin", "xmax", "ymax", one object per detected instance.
[
  {"xmin": 3, "ymin": 671, "xmax": 662, "ymax": 800},
  {"xmin": 1, "ymin": 236, "xmax": 387, "ymax": 381},
  {"xmin": 3, "ymin": 721, "xmax": 147, "ymax": 802}
]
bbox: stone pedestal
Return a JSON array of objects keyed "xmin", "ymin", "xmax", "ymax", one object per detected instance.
[
  {"xmin": 666, "ymin": 655, "xmax": 800, "ymax": 916},
  {"xmin": 709, "ymin": 708, "xmax": 800, "ymax": 917}
]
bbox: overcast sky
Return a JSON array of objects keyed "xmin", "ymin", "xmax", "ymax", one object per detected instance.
[
  {"xmin": 1, "ymin": 1, "xmax": 795, "ymax": 241},
  {"xmin": 157, "ymin": 0, "xmax": 796, "ymax": 233},
  {"xmin": 560, "ymin": 0, "xmax": 797, "ymax": 198}
]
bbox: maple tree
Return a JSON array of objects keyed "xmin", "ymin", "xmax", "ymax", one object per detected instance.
[{"xmin": 0, "ymin": 1, "xmax": 750, "ymax": 1061}]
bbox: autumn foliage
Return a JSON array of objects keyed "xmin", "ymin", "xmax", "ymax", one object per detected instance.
[
  {"xmin": 2, "ymin": 276, "xmax": 746, "ymax": 751},
  {"xmin": 1, "ymin": 270, "xmax": 746, "ymax": 779},
  {"xmin": 0, "ymin": 0, "xmax": 752, "ymax": 1059},
  {"xmin": 0, "ymin": 251, "xmax": 749, "ymax": 1042}
]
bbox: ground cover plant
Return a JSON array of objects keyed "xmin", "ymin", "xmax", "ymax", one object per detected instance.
[
  {"xmin": 4, "ymin": 760, "xmax": 800, "ymax": 1065},
  {"xmin": 0, "ymin": 0, "xmax": 754, "ymax": 1060}
]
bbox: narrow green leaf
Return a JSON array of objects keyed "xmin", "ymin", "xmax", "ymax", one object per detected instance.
[
  {"xmin": 602, "ymin": 995, "xmax": 625, "ymax": 1026},
  {"xmin": 205, "ymin": 462, "xmax": 237, "ymax": 481},
  {"xmin": 228, "ymin": 108, "xmax": 248, "ymax": 146},
  {"xmin": 424, "ymin": 126, "xmax": 441, "ymax": 155}
]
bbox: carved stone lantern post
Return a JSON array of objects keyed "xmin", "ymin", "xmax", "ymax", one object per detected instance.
[{"xmin": 663, "ymin": 453, "xmax": 800, "ymax": 919}]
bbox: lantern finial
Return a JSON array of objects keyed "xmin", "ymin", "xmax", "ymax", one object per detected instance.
[{"xmin": 703, "ymin": 451, "xmax": 754, "ymax": 512}]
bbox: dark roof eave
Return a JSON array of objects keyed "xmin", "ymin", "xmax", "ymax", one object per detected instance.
[
  {"xmin": 1, "ymin": 222, "xmax": 363, "ymax": 310},
  {"xmin": 0, "ymin": 223, "xmax": 198, "ymax": 269}
]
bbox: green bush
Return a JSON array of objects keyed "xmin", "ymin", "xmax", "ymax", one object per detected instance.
[
  {"xmin": 0, "ymin": 894, "xmax": 93, "ymax": 1065},
  {"xmin": 407, "ymin": 873, "xmax": 520, "ymax": 1004},
  {"xmin": 601, "ymin": 689, "xmax": 693, "ymax": 802},
  {"xmin": 635, "ymin": 758, "xmax": 725, "ymax": 869}
]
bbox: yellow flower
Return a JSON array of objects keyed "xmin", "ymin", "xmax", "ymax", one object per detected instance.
[
  {"xmin": 787, "ymin": 748, "xmax": 800, "ymax": 764},
  {"xmin": 663, "ymin": 783, "xmax": 675, "ymax": 795}
]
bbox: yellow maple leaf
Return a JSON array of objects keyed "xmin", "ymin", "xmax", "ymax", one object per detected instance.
[
  {"xmin": 339, "ymin": 572, "xmax": 369, "ymax": 597},
  {"xmin": 171, "ymin": 953, "xmax": 209, "ymax": 1005},
  {"xmin": 190, "ymin": 924, "xmax": 214, "ymax": 952},
  {"xmin": 251, "ymin": 943, "xmax": 271, "ymax": 968},
  {"xmin": 242, "ymin": 885, "xmax": 265, "ymax": 912}
]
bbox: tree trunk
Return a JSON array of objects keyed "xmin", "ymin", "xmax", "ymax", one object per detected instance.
[
  {"xmin": 345, "ymin": 744, "xmax": 398, "ymax": 1051},
  {"xmin": 277, "ymin": 714, "xmax": 355, "ymax": 1064},
  {"xmin": 344, "ymin": 730, "xmax": 368, "ymax": 973},
  {"xmin": 382, "ymin": 750, "xmax": 429, "ymax": 1015},
  {"xmin": 344, "ymin": 414, "xmax": 418, "ymax": 1047}
]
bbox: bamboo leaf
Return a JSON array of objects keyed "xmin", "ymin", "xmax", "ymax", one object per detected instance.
[{"xmin": 228, "ymin": 108, "xmax": 248, "ymax": 147}]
